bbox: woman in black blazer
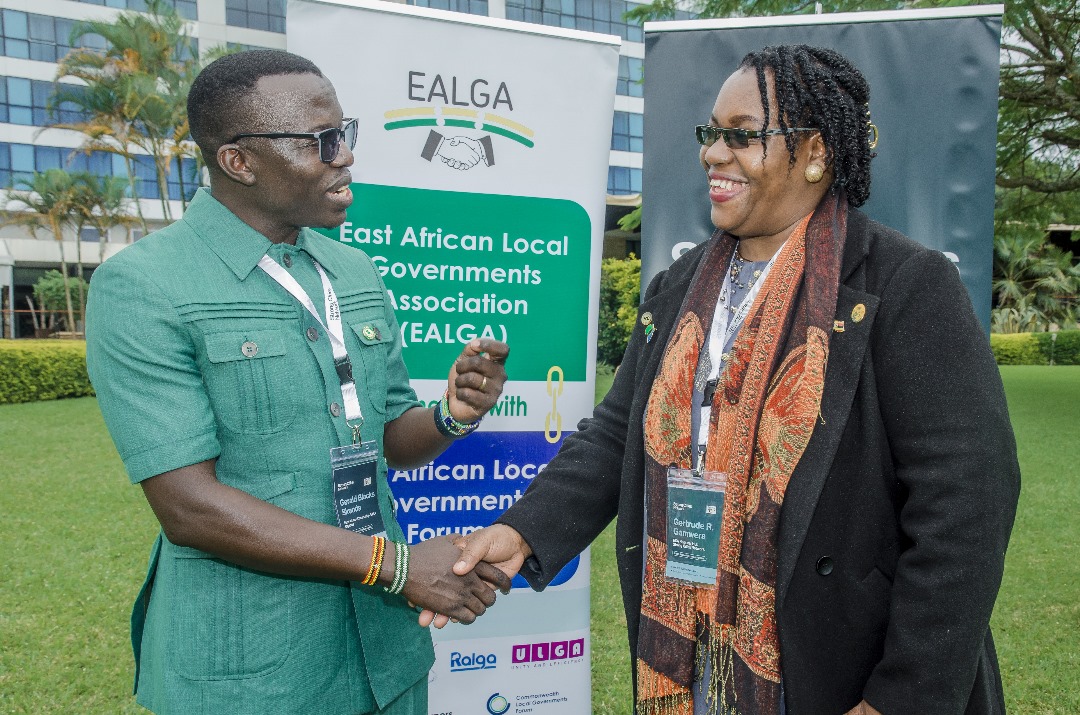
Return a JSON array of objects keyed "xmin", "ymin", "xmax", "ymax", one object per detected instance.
[{"xmin": 450, "ymin": 45, "xmax": 1020, "ymax": 715}]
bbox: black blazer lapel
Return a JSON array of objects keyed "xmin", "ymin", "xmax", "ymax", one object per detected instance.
[{"xmin": 776, "ymin": 219, "xmax": 878, "ymax": 612}]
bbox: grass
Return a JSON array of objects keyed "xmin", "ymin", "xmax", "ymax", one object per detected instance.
[
  {"xmin": 0, "ymin": 366, "xmax": 1075, "ymax": 713},
  {"xmin": 0, "ymin": 398, "xmax": 154, "ymax": 714}
]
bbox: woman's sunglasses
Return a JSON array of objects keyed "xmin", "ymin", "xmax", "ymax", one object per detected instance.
[
  {"xmin": 228, "ymin": 118, "xmax": 359, "ymax": 163},
  {"xmin": 695, "ymin": 124, "xmax": 816, "ymax": 150}
]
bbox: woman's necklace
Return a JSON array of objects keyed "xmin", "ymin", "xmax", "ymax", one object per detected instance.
[
  {"xmin": 728, "ymin": 244, "xmax": 766, "ymax": 293},
  {"xmin": 696, "ymin": 244, "xmax": 777, "ymax": 393}
]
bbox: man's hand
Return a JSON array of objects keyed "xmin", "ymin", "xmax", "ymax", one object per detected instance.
[
  {"xmin": 447, "ymin": 338, "xmax": 509, "ymax": 424},
  {"xmin": 844, "ymin": 701, "xmax": 883, "ymax": 715},
  {"xmin": 417, "ymin": 524, "xmax": 532, "ymax": 628},
  {"xmin": 403, "ymin": 536, "xmax": 512, "ymax": 625}
]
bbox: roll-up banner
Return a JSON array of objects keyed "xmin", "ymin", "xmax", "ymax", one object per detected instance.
[
  {"xmin": 289, "ymin": 2, "xmax": 619, "ymax": 712},
  {"xmin": 642, "ymin": 6, "xmax": 1003, "ymax": 331}
]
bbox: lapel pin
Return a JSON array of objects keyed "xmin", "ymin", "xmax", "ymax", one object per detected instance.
[
  {"xmin": 641, "ymin": 312, "xmax": 656, "ymax": 343},
  {"xmin": 362, "ymin": 325, "xmax": 377, "ymax": 341},
  {"xmin": 833, "ymin": 320, "xmax": 845, "ymax": 333},
  {"xmin": 851, "ymin": 304, "xmax": 866, "ymax": 323}
]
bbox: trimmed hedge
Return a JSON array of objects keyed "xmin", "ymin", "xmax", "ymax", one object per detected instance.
[
  {"xmin": 0, "ymin": 340, "xmax": 94, "ymax": 404},
  {"xmin": 989, "ymin": 330, "xmax": 1080, "ymax": 366}
]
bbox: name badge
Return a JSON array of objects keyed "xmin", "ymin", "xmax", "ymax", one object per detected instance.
[
  {"xmin": 665, "ymin": 467, "xmax": 727, "ymax": 586},
  {"xmin": 331, "ymin": 441, "xmax": 386, "ymax": 537}
]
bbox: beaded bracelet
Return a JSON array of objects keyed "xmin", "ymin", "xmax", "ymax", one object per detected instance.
[
  {"xmin": 362, "ymin": 535, "xmax": 385, "ymax": 586},
  {"xmin": 384, "ymin": 541, "xmax": 410, "ymax": 595},
  {"xmin": 433, "ymin": 389, "xmax": 481, "ymax": 438}
]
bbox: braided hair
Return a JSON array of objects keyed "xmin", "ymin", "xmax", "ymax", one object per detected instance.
[{"xmin": 739, "ymin": 45, "xmax": 874, "ymax": 207}]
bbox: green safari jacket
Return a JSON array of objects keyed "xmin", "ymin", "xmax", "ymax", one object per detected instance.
[{"xmin": 86, "ymin": 189, "xmax": 434, "ymax": 714}]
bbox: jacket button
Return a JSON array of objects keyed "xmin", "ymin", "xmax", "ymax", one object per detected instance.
[
  {"xmin": 815, "ymin": 556, "xmax": 834, "ymax": 576},
  {"xmin": 306, "ymin": 327, "xmax": 319, "ymax": 342},
  {"xmin": 282, "ymin": 253, "xmax": 293, "ymax": 268}
]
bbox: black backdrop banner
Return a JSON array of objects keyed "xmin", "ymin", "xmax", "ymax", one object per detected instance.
[{"xmin": 641, "ymin": 7, "xmax": 1003, "ymax": 331}]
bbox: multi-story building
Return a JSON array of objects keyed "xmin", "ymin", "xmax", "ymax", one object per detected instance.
[{"xmin": 0, "ymin": 0, "xmax": 656, "ymax": 338}]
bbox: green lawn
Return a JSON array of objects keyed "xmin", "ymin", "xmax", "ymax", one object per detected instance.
[{"xmin": 0, "ymin": 366, "xmax": 1076, "ymax": 713}]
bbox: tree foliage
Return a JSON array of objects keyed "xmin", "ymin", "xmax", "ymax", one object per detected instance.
[
  {"xmin": 32, "ymin": 270, "xmax": 90, "ymax": 318},
  {"xmin": 598, "ymin": 255, "xmax": 642, "ymax": 365},
  {"xmin": 2, "ymin": 169, "xmax": 84, "ymax": 331},
  {"xmin": 51, "ymin": 0, "xmax": 199, "ymax": 227},
  {"xmin": 998, "ymin": 0, "xmax": 1080, "ymax": 196}
]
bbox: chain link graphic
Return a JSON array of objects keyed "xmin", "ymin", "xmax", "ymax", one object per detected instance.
[{"xmin": 544, "ymin": 365, "xmax": 564, "ymax": 444}]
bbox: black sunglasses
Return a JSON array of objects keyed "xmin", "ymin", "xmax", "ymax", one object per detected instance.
[
  {"xmin": 695, "ymin": 124, "xmax": 816, "ymax": 150},
  {"xmin": 228, "ymin": 118, "xmax": 358, "ymax": 163}
]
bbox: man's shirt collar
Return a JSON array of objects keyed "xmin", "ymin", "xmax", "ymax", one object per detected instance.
[{"xmin": 183, "ymin": 188, "xmax": 344, "ymax": 280}]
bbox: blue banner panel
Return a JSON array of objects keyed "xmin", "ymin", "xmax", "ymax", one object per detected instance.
[{"xmin": 389, "ymin": 430, "xmax": 579, "ymax": 587}]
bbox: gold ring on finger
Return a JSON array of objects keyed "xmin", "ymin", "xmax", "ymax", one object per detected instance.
[{"xmin": 480, "ymin": 376, "xmax": 488, "ymax": 391}]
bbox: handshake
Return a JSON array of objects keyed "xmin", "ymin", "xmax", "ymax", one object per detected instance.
[
  {"xmin": 420, "ymin": 130, "xmax": 495, "ymax": 171},
  {"xmin": 399, "ymin": 524, "xmax": 531, "ymax": 629}
]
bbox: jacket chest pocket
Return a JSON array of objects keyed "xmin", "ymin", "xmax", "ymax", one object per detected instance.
[
  {"xmin": 350, "ymin": 318, "xmax": 391, "ymax": 415},
  {"xmin": 202, "ymin": 329, "xmax": 297, "ymax": 434}
]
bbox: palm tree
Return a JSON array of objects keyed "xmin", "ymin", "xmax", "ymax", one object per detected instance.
[
  {"xmin": 992, "ymin": 233, "xmax": 1080, "ymax": 331},
  {"xmin": 1, "ymin": 169, "xmax": 83, "ymax": 333},
  {"xmin": 75, "ymin": 173, "xmax": 137, "ymax": 267},
  {"xmin": 50, "ymin": 0, "xmax": 198, "ymax": 226},
  {"xmin": 71, "ymin": 172, "xmax": 138, "ymax": 324}
]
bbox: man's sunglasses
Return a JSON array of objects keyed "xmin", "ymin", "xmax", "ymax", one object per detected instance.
[
  {"xmin": 695, "ymin": 124, "xmax": 816, "ymax": 150},
  {"xmin": 228, "ymin": 118, "xmax": 358, "ymax": 163}
]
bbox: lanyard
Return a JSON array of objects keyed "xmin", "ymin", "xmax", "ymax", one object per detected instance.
[
  {"xmin": 706, "ymin": 251, "xmax": 779, "ymax": 378},
  {"xmin": 258, "ymin": 254, "xmax": 364, "ymax": 439},
  {"xmin": 694, "ymin": 249, "xmax": 780, "ymax": 472}
]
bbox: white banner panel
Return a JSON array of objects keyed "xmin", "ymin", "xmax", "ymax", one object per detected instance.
[{"xmin": 289, "ymin": 2, "xmax": 619, "ymax": 712}]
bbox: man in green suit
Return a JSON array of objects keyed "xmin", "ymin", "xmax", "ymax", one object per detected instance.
[{"xmin": 86, "ymin": 50, "xmax": 510, "ymax": 714}]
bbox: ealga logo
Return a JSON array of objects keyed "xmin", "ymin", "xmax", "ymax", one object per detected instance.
[
  {"xmin": 511, "ymin": 638, "xmax": 584, "ymax": 663},
  {"xmin": 384, "ymin": 70, "xmax": 535, "ymax": 172}
]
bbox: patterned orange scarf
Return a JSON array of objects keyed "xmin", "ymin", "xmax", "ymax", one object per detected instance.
[{"xmin": 637, "ymin": 194, "xmax": 847, "ymax": 714}]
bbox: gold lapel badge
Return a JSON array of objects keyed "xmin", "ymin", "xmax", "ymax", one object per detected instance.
[
  {"xmin": 362, "ymin": 325, "xmax": 378, "ymax": 341},
  {"xmin": 851, "ymin": 304, "xmax": 866, "ymax": 323}
]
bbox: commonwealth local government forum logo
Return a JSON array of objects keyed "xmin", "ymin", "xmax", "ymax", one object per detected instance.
[
  {"xmin": 384, "ymin": 70, "xmax": 534, "ymax": 172},
  {"xmin": 487, "ymin": 693, "xmax": 511, "ymax": 715}
]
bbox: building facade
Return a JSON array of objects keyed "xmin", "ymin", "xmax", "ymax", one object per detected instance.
[{"xmin": 0, "ymin": 0, "xmax": 656, "ymax": 337}]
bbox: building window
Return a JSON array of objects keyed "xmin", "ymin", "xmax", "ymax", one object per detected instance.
[
  {"xmin": 617, "ymin": 56, "xmax": 643, "ymax": 98},
  {"xmin": 70, "ymin": 0, "xmax": 198, "ymax": 21},
  {"xmin": 611, "ymin": 111, "xmax": 642, "ymax": 153},
  {"xmin": 226, "ymin": 0, "xmax": 286, "ymax": 33},
  {"xmin": 608, "ymin": 166, "xmax": 641, "ymax": 195},
  {"xmin": 505, "ymin": 0, "xmax": 645, "ymax": 42},
  {"xmin": 408, "ymin": 0, "xmax": 490, "ymax": 15},
  {"xmin": 0, "ymin": 77, "xmax": 89, "ymax": 127},
  {"xmin": 0, "ymin": 141, "xmax": 199, "ymax": 202},
  {"xmin": 0, "ymin": 11, "xmax": 108, "ymax": 63}
]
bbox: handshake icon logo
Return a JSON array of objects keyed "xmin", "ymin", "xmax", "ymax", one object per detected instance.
[{"xmin": 421, "ymin": 130, "xmax": 495, "ymax": 171}]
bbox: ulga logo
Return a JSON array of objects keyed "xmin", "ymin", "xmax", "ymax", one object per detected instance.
[
  {"xmin": 384, "ymin": 71, "xmax": 535, "ymax": 172},
  {"xmin": 486, "ymin": 693, "xmax": 511, "ymax": 715},
  {"xmin": 449, "ymin": 651, "xmax": 497, "ymax": 672},
  {"xmin": 511, "ymin": 638, "xmax": 585, "ymax": 663}
]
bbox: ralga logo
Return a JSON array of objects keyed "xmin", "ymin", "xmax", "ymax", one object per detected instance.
[{"xmin": 449, "ymin": 651, "xmax": 497, "ymax": 671}]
